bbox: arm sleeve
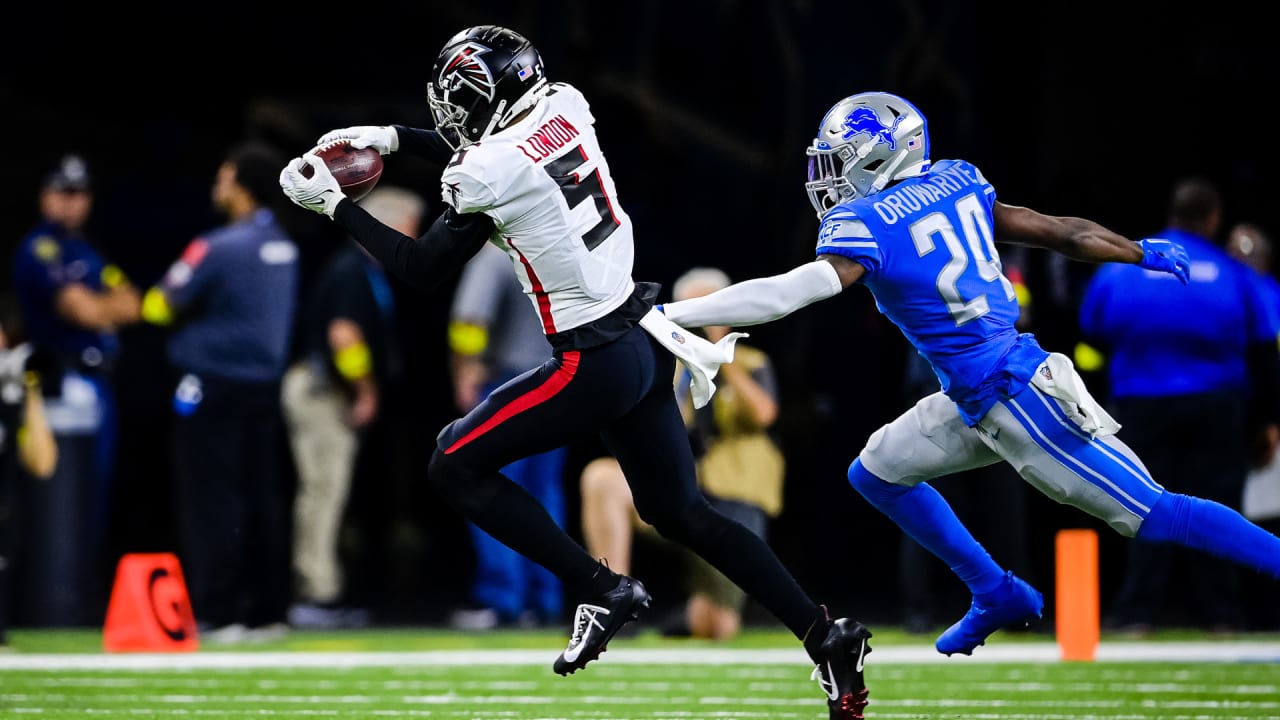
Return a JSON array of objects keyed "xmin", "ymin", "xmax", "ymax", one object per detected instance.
[
  {"xmin": 332, "ymin": 199, "xmax": 493, "ymax": 291},
  {"xmin": 393, "ymin": 126, "xmax": 455, "ymax": 165},
  {"xmin": 661, "ymin": 260, "xmax": 843, "ymax": 328}
]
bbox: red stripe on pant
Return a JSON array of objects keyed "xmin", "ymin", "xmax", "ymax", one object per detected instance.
[{"xmin": 444, "ymin": 351, "xmax": 581, "ymax": 454}]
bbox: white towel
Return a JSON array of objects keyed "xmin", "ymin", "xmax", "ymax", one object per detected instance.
[
  {"xmin": 638, "ymin": 308, "xmax": 747, "ymax": 409},
  {"xmin": 1030, "ymin": 352, "xmax": 1121, "ymax": 437}
]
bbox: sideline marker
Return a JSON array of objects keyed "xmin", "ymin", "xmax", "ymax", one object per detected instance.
[
  {"xmin": 1055, "ymin": 528, "xmax": 1099, "ymax": 661},
  {"xmin": 102, "ymin": 552, "xmax": 199, "ymax": 653}
]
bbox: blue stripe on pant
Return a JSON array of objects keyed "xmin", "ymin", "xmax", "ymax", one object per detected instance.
[{"xmin": 1000, "ymin": 383, "xmax": 1163, "ymax": 520}]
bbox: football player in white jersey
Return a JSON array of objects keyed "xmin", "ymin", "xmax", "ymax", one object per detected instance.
[{"xmin": 279, "ymin": 25, "xmax": 872, "ymax": 720}]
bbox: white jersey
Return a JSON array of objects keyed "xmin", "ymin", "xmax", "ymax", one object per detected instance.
[{"xmin": 440, "ymin": 83, "xmax": 635, "ymax": 335}]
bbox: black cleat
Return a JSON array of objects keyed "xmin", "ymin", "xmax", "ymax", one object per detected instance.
[
  {"xmin": 553, "ymin": 574, "xmax": 651, "ymax": 676},
  {"xmin": 808, "ymin": 607, "xmax": 873, "ymax": 720}
]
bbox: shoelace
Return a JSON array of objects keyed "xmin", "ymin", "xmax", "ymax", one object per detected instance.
[
  {"xmin": 810, "ymin": 664, "xmax": 836, "ymax": 699},
  {"xmin": 567, "ymin": 605, "xmax": 607, "ymax": 648}
]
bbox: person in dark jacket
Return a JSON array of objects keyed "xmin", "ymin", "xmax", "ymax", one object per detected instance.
[{"xmin": 142, "ymin": 141, "xmax": 300, "ymax": 642}]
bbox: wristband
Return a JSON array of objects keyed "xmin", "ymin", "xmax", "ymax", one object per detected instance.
[
  {"xmin": 448, "ymin": 321, "xmax": 488, "ymax": 356},
  {"xmin": 334, "ymin": 342, "xmax": 372, "ymax": 380},
  {"xmin": 101, "ymin": 264, "xmax": 127, "ymax": 289},
  {"xmin": 141, "ymin": 287, "xmax": 174, "ymax": 326}
]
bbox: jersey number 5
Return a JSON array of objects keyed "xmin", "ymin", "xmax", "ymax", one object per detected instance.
[
  {"xmin": 544, "ymin": 147, "xmax": 621, "ymax": 251},
  {"xmin": 911, "ymin": 193, "xmax": 1016, "ymax": 326}
]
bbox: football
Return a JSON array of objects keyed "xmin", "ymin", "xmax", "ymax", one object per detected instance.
[{"xmin": 305, "ymin": 141, "xmax": 383, "ymax": 202}]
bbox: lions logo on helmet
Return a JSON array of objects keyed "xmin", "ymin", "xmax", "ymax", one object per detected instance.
[
  {"xmin": 804, "ymin": 91, "xmax": 931, "ymax": 216},
  {"xmin": 841, "ymin": 107, "xmax": 902, "ymax": 149},
  {"xmin": 438, "ymin": 43, "xmax": 497, "ymax": 102}
]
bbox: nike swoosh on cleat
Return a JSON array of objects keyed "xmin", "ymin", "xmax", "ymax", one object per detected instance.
[
  {"xmin": 821, "ymin": 661, "xmax": 838, "ymax": 701},
  {"xmin": 854, "ymin": 638, "xmax": 868, "ymax": 673},
  {"xmin": 560, "ymin": 605, "xmax": 609, "ymax": 663}
]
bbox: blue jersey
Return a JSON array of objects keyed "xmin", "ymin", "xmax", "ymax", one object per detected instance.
[
  {"xmin": 1079, "ymin": 228, "xmax": 1280, "ymax": 398},
  {"xmin": 815, "ymin": 159, "xmax": 1047, "ymax": 425},
  {"xmin": 13, "ymin": 220, "xmax": 121, "ymax": 368},
  {"xmin": 159, "ymin": 208, "xmax": 299, "ymax": 382}
]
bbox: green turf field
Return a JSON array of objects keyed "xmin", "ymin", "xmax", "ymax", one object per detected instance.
[{"xmin": 2, "ymin": 628, "xmax": 1278, "ymax": 719}]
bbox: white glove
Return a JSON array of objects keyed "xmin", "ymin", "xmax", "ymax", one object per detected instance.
[
  {"xmin": 279, "ymin": 153, "xmax": 346, "ymax": 217},
  {"xmin": 316, "ymin": 125, "xmax": 399, "ymax": 155}
]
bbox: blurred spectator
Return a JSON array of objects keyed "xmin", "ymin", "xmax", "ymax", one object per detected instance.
[
  {"xmin": 579, "ymin": 267, "xmax": 785, "ymax": 641},
  {"xmin": 140, "ymin": 141, "xmax": 299, "ymax": 643},
  {"xmin": 1226, "ymin": 221, "xmax": 1280, "ymax": 630},
  {"xmin": 1078, "ymin": 178, "xmax": 1280, "ymax": 633},
  {"xmin": 447, "ymin": 242, "xmax": 567, "ymax": 630},
  {"xmin": 282, "ymin": 185, "xmax": 422, "ymax": 629},
  {"xmin": 11, "ymin": 153, "xmax": 140, "ymax": 626},
  {"xmin": 0, "ymin": 314, "xmax": 58, "ymax": 647},
  {"xmin": 894, "ymin": 259, "xmax": 1034, "ymax": 633}
]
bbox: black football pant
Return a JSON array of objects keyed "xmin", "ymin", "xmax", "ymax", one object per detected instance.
[
  {"xmin": 1109, "ymin": 390, "xmax": 1246, "ymax": 629},
  {"xmin": 172, "ymin": 374, "xmax": 291, "ymax": 629},
  {"xmin": 428, "ymin": 324, "xmax": 822, "ymax": 640}
]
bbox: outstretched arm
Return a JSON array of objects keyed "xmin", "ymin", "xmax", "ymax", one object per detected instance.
[
  {"xmin": 661, "ymin": 256, "xmax": 861, "ymax": 328},
  {"xmin": 333, "ymin": 202, "xmax": 492, "ymax": 291},
  {"xmin": 280, "ymin": 152, "xmax": 493, "ymax": 291},
  {"xmin": 994, "ymin": 202, "xmax": 1189, "ymax": 282}
]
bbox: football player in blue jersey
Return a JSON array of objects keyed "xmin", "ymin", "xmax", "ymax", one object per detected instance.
[{"xmin": 660, "ymin": 91, "xmax": 1280, "ymax": 656}]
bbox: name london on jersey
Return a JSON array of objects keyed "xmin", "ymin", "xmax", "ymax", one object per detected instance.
[{"xmin": 517, "ymin": 115, "xmax": 582, "ymax": 163}]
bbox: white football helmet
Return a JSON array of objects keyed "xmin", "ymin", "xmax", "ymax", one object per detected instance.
[{"xmin": 805, "ymin": 91, "xmax": 931, "ymax": 216}]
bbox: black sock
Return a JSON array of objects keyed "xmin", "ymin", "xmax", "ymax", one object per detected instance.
[
  {"xmin": 675, "ymin": 516, "xmax": 819, "ymax": 641},
  {"xmin": 576, "ymin": 561, "xmax": 621, "ymax": 598},
  {"xmin": 467, "ymin": 477, "xmax": 603, "ymax": 589}
]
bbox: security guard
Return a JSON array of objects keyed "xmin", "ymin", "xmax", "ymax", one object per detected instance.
[
  {"xmin": 141, "ymin": 141, "xmax": 299, "ymax": 641},
  {"xmin": 11, "ymin": 154, "xmax": 140, "ymax": 626}
]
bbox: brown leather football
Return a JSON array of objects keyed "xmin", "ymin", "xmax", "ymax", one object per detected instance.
[{"xmin": 304, "ymin": 141, "xmax": 383, "ymax": 202}]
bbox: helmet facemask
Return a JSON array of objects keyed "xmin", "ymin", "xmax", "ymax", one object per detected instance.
[
  {"xmin": 804, "ymin": 92, "xmax": 931, "ymax": 217},
  {"xmin": 427, "ymin": 85, "xmax": 469, "ymax": 150},
  {"xmin": 428, "ymin": 26, "xmax": 549, "ymax": 151}
]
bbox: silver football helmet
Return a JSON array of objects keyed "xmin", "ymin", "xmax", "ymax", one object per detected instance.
[{"xmin": 805, "ymin": 91, "xmax": 931, "ymax": 216}]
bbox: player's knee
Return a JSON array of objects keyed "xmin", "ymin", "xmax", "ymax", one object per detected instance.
[
  {"xmin": 847, "ymin": 458, "xmax": 908, "ymax": 502},
  {"xmin": 644, "ymin": 496, "xmax": 724, "ymax": 544},
  {"xmin": 1136, "ymin": 491, "xmax": 1187, "ymax": 542},
  {"xmin": 426, "ymin": 446, "xmax": 461, "ymax": 494},
  {"xmin": 427, "ymin": 446, "xmax": 487, "ymax": 513}
]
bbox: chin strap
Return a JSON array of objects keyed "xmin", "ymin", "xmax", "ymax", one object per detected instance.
[{"xmin": 491, "ymin": 80, "xmax": 551, "ymax": 137}]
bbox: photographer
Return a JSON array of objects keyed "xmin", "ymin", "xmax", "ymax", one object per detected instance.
[{"xmin": 0, "ymin": 319, "xmax": 58, "ymax": 648}]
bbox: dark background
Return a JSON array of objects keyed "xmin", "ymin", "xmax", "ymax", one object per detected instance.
[{"xmin": 3, "ymin": 1, "xmax": 1277, "ymax": 628}]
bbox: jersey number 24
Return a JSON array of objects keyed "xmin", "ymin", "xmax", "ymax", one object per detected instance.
[{"xmin": 911, "ymin": 192, "xmax": 1016, "ymax": 326}]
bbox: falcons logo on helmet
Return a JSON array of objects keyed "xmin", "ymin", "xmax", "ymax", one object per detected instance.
[{"xmin": 439, "ymin": 43, "xmax": 496, "ymax": 101}]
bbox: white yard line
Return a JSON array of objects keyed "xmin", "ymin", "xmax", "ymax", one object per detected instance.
[{"xmin": 0, "ymin": 642, "xmax": 1278, "ymax": 670}]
